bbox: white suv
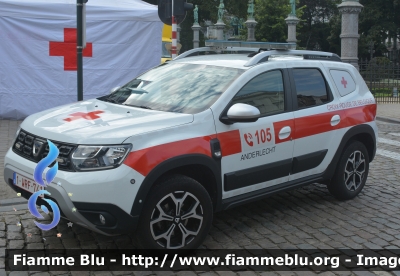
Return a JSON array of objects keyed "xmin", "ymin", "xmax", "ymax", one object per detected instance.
[{"xmin": 4, "ymin": 42, "xmax": 378, "ymax": 250}]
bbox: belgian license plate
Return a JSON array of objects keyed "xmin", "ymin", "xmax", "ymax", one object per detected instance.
[{"xmin": 13, "ymin": 172, "xmax": 44, "ymax": 196}]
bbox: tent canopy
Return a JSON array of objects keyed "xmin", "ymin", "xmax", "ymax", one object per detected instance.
[
  {"xmin": 0, "ymin": 0, "xmax": 162, "ymax": 119},
  {"xmin": 0, "ymin": 0, "xmax": 160, "ymax": 21}
]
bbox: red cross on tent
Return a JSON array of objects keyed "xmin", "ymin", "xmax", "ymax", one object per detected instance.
[
  {"xmin": 63, "ymin": 111, "xmax": 104, "ymax": 122},
  {"xmin": 49, "ymin": 28, "xmax": 93, "ymax": 71},
  {"xmin": 341, "ymin": 77, "xmax": 348, "ymax": 88}
]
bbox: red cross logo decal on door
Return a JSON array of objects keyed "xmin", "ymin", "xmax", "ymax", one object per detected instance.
[
  {"xmin": 341, "ymin": 77, "xmax": 348, "ymax": 88},
  {"xmin": 49, "ymin": 28, "xmax": 93, "ymax": 71},
  {"xmin": 63, "ymin": 111, "xmax": 104, "ymax": 122}
]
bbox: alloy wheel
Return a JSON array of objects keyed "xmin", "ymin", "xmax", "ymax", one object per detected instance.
[
  {"xmin": 150, "ymin": 191, "xmax": 204, "ymax": 249},
  {"xmin": 344, "ymin": 150, "xmax": 366, "ymax": 191}
]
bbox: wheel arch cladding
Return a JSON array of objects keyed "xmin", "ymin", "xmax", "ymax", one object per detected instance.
[
  {"xmin": 130, "ymin": 154, "xmax": 222, "ymax": 217},
  {"xmin": 324, "ymin": 124, "xmax": 376, "ymax": 181},
  {"xmin": 348, "ymin": 132, "xmax": 376, "ymax": 163}
]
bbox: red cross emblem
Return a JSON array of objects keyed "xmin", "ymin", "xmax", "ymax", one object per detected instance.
[
  {"xmin": 63, "ymin": 111, "xmax": 104, "ymax": 122},
  {"xmin": 49, "ymin": 28, "xmax": 93, "ymax": 71},
  {"xmin": 341, "ymin": 77, "xmax": 348, "ymax": 88}
]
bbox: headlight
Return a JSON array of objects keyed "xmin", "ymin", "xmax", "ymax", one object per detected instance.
[{"xmin": 71, "ymin": 144, "xmax": 132, "ymax": 171}]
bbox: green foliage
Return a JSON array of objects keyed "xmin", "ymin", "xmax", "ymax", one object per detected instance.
[
  {"xmin": 141, "ymin": 0, "xmax": 247, "ymax": 52},
  {"xmin": 254, "ymin": 0, "xmax": 291, "ymax": 42},
  {"xmin": 372, "ymin": 88, "xmax": 393, "ymax": 97},
  {"xmin": 326, "ymin": 13, "xmax": 341, "ymax": 55},
  {"xmin": 360, "ymin": 57, "xmax": 395, "ymax": 83},
  {"xmin": 297, "ymin": 0, "xmax": 341, "ymax": 52},
  {"xmin": 372, "ymin": 56, "xmax": 392, "ymax": 65},
  {"xmin": 142, "ymin": 0, "xmax": 400, "ymax": 61},
  {"xmin": 358, "ymin": 0, "xmax": 400, "ymax": 60}
]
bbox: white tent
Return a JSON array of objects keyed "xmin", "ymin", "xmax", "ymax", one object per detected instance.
[{"xmin": 0, "ymin": 0, "xmax": 162, "ymax": 119}]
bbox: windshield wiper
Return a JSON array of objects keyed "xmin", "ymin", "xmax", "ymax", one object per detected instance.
[
  {"xmin": 127, "ymin": 88, "xmax": 148, "ymax": 94},
  {"xmin": 124, "ymin": 104, "xmax": 152, "ymax": 110}
]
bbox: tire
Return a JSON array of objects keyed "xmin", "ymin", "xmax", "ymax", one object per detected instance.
[
  {"xmin": 328, "ymin": 141, "xmax": 369, "ymax": 200},
  {"xmin": 134, "ymin": 174, "xmax": 213, "ymax": 250}
]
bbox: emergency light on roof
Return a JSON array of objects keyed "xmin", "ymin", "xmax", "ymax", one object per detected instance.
[{"xmin": 205, "ymin": 40, "xmax": 297, "ymax": 50}]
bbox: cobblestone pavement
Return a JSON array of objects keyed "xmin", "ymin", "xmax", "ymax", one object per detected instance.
[
  {"xmin": 0, "ymin": 121, "xmax": 399, "ymax": 275},
  {"xmin": 0, "ymin": 119, "xmax": 22, "ymax": 200}
]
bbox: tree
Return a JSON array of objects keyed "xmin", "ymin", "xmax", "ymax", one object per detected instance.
[
  {"xmin": 142, "ymin": 0, "xmax": 246, "ymax": 23},
  {"xmin": 142, "ymin": 0, "xmax": 249, "ymax": 52},
  {"xmin": 254, "ymin": 0, "xmax": 292, "ymax": 42},
  {"xmin": 326, "ymin": 12, "xmax": 341, "ymax": 55},
  {"xmin": 358, "ymin": 0, "xmax": 400, "ymax": 61},
  {"xmin": 297, "ymin": 0, "xmax": 341, "ymax": 52},
  {"xmin": 328, "ymin": 0, "xmax": 400, "ymax": 61},
  {"xmin": 142, "ymin": 0, "xmax": 296, "ymax": 49},
  {"xmin": 143, "ymin": 0, "xmax": 400, "ymax": 62}
]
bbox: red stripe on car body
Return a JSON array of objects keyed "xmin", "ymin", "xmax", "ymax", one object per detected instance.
[
  {"xmin": 123, "ymin": 135, "xmax": 216, "ymax": 176},
  {"xmin": 217, "ymin": 130, "xmax": 242, "ymax": 157},
  {"xmin": 273, "ymin": 104, "xmax": 376, "ymax": 144},
  {"xmin": 123, "ymin": 104, "xmax": 376, "ymax": 176},
  {"xmin": 291, "ymin": 109, "xmax": 347, "ymax": 141},
  {"xmin": 342, "ymin": 104, "xmax": 376, "ymax": 126}
]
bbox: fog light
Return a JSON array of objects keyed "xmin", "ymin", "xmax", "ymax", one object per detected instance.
[
  {"xmin": 99, "ymin": 214, "xmax": 106, "ymax": 225},
  {"xmin": 15, "ymin": 142, "xmax": 23, "ymax": 150}
]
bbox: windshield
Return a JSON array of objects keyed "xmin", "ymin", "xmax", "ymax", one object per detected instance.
[{"xmin": 102, "ymin": 63, "xmax": 244, "ymax": 114}]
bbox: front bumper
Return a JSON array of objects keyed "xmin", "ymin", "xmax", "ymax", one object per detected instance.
[{"xmin": 4, "ymin": 149, "xmax": 143, "ymax": 236}]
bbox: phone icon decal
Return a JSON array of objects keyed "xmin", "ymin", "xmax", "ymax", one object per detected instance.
[{"xmin": 244, "ymin": 133, "xmax": 254, "ymax": 147}]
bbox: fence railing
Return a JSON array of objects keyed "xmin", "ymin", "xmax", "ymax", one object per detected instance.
[{"xmin": 359, "ymin": 59, "xmax": 400, "ymax": 103}]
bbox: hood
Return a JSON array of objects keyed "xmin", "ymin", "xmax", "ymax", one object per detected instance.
[{"xmin": 21, "ymin": 99, "xmax": 194, "ymax": 144}]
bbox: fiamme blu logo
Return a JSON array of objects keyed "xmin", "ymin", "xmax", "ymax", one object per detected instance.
[{"xmin": 28, "ymin": 140, "xmax": 61, "ymax": 231}]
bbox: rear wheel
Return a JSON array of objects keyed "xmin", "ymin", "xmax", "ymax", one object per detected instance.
[
  {"xmin": 134, "ymin": 174, "xmax": 213, "ymax": 250},
  {"xmin": 328, "ymin": 141, "xmax": 369, "ymax": 200}
]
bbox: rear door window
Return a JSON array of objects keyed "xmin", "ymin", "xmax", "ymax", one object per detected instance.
[{"xmin": 292, "ymin": 69, "xmax": 330, "ymax": 109}]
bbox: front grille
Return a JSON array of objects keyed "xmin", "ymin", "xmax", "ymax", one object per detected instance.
[{"xmin": 13, "ymin": 129, "xmax": 77, "ymax": 172}]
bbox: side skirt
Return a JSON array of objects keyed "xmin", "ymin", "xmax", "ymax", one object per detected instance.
[{"xmin": 221, "ymin": 173, "xmax": 325, "ymax": 210}]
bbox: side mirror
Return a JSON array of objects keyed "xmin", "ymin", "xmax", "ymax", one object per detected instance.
[
  {"xmin": 220, "ymin": 103, "xmax": 260, "ymax": 124},
  {"xmin": 110, "ymin": 86, "xmax": 120, "ymax": 94}
]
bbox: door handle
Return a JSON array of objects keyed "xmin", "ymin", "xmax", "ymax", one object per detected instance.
[
  {"xmin": 331, "ymin": 115, "xmax": 341, "ymax": 126},
  {"xmin": 279, "ymin": 126, "xmax": 291, "ymax": 140}
]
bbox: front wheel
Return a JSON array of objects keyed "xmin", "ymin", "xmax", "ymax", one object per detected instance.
[
  {"xmin": 328, "ymin": 141, "xmax": 369, "ymax": 200},
  {"xmin": 134, "ymin": 174, "xmax": 213, "ymax": 250}
]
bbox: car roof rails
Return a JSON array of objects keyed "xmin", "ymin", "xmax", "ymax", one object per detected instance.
[
  {"xmin": 173, "ymin": 40, "xmax": 342, "ymax": 65},
  {"xmin": 173, "ymin": 47, "xmax": 255, "ymax": 60},
  {"xmin": 244, "ymin": 50, "xmax": 342, "ymax": 67},
  {"xmin": 205, "ymin": 40, "xmax": 297, "ymax": 50},
  {"xmin": 174, "ymin": 40, "xmax": 297, "ymax": 61}
]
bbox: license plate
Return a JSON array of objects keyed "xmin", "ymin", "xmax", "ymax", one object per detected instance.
[{"xmin": 13, "ymin": 172, "xmax": 44, "ymax": 196}]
